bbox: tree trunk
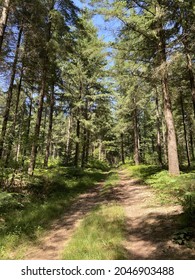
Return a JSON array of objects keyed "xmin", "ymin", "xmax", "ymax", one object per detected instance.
[
  {"xmin": 180, "ymin": 93, "xmax": 191, "ymax": 167},
  {"xmin": 0, "ymin": 26, "xmax": 23, "ymax": 158},
  {"xmin": 162, "ymin": 119, "xmax": 167, "ymax": 165},
  {"xmin": 189, "ymin": 124, "xmax": 195, "ymax": 161},
  {"xmin": 22, "ymin": 92, "xmax": 33, "ymax": 166},
  {"xmin": 161, "ymin": 70, "xmax": 180, "ymax": 175},
  {"xmin": 81, "ymin": 98, "xmax": 89, "ymax": 168},
  {"xmin": 155, "ymin": 88, "xmax": 163, "ymax": 166},
  {"xmin": 44, "ymin": 83, "xmax": 55, "ymax": 167},
  {"xmin": 74, "ymin": 119, "xmax": 80, "ymax": 167},
  {"xmin": 52, "ymin": 145, "xmax": 56, "ymax": 159},
  {"xmin": 99, "ymin": 140, "xmax": 102, "ymax": 161},
  {"xmin": 41, "ymin": 107, "xmax": 48, "ymax": 155},
  {"xmin": 121, "ymin": 133, "xmax": 125, "ymax": 164},
  {"xmin": 180, "ymin": 4, "xmax": 195, "ymax": 117},
  {"xmin": 15, "ymin": 101, "xmax": 25, "ymax": 163},
  {"xmin": 74, "ymin": 80, "xmax": 83, "ymax": 168},
  {"xmin": 0, "ymin": 0, "xmax": 10, "ymax": 54},
  {"xmin": 28, "ymin": 0, "xmax": 55, "ymax": 174},
  {"xmin": 5, "ymin": 66, "xmax": 23, "ymax": 164},
  {"xmin": 133, "ymin": 98, "xmax": 140, "ymax": 165},
  {"xmin": 85, "ymin": 130, "xmax": 90, "ymax": 165},
  {"xmin": 81, "ymin": 127, "xmax": 87, "ymax": 168},
  {"xmin": 65, "ymin": 115, "xmax": 72, "ymax": 165},
  {"xmin": 16, "ymin": 143, "xmax": 20, "ymax": 162},
  {"xmin": 156, "ymin": 4, "xmax": 180, "ymax": 175},
  {"xmin": 28, "ymin": 67, "xmax": 47, "ymax": 175},
  {"xmin": 185, "ymin": 52, "xmax": 195, "ymax": 117}
]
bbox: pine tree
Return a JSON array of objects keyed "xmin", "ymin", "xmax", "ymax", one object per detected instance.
[{"xmin": 0, "ymin": 0, "xmax": 10, "ymax": 54}]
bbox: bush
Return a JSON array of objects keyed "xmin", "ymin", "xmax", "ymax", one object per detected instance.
[
  {"xmin": 87, "ymin": 159, "xmax": 110, "ymax": 171},
  {"xmin": 182, "ymin": 192, "xmax": 195, "ymax": 218}
]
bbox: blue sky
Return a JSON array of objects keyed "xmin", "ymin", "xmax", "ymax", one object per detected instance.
[
  {"xmin": 73, "ymin": 0, "xmax": 120, "ymax": 42},
  {"xmin": 0, "ymin": 0, "xmax": 118, "ymax": 91},
  {"xmin": 72, "ymin": 0, "xmax": 119, "ymax": 70}
]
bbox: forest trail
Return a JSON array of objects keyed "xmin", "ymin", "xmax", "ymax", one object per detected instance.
[
  {"xmin": 24, "ymin": 182, "xmax": 106, "ymax": 260},
  {"xmin": 117, "ymin": 171, "xmax": 195, "ymax": 259},
  {"xmin": 24, "ymin": 169, "xmax": 195, "ymax": 260}
]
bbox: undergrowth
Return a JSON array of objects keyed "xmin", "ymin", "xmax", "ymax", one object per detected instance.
[{"xmin": 0, "ymin": 165, "xmax": 109, "ymax": 259}]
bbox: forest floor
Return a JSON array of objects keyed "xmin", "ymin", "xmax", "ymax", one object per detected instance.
[{"xmin": 23, "ymin": 169, "xmax": 195, "ymax": 260}]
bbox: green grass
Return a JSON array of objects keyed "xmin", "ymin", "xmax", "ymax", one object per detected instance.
[
  {"xmin": 0, "ymin": 166, "xmax": 108, "ymax": 259},
  {"xmin": 62, "ymin": 204, "xmax": 127, "ymax": 260},
  {"xmin": 122, "ymin": 164, "xmax": 162, "ymax": 182},
  {"xmin": 100, "ymin": 171, "xmax": 120, "ymax": 195},
  {"xmin": 62, "ymin": 170, "xmax": 127, "ymax": 260}
]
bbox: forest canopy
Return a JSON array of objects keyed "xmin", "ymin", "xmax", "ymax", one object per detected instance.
[{"xmin": 0, "ymin": 0, "xmax": 195, "ymax": 176}]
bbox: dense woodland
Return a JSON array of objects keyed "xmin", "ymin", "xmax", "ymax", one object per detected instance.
[
  {"xmin": 0, "ymin": 0, "xmax": 195, "ymax": 175},
  {"xmin": 0, "ymin": 0, "xmax": 195, "ymax": 259}
]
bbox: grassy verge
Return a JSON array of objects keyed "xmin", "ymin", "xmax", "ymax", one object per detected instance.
[
  {"xmin": 0, "ymin": 166, "xmax": 108, "ymax": 259},
  {"xmin": 62, "ymin": 170, "xmax": 127, "ymax": 260}
]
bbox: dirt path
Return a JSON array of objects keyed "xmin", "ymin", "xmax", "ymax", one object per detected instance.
[
  {"xmin": 24, "ymin": 183, "xmax": 105, "ymax": 260},
  {"xmin": 116, "ymin": 170, "xmax": 195, "ymax": 260},
  {"xmin": 24, "ymin": 170, "xmax": 195, "ymax": 260}
]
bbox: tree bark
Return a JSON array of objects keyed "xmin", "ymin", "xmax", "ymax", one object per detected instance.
[
  {"xmin": 41, "ymin": 107, "xmax": 48, "ymax": 155},
  {"xmin": 74, "ymin": 119, "xmax": 80, "ymax": 167},
  {"xmin": 5, "ymin": 65, "xmax": 23, "ymax": 164},
  {"xmin": 85, "ymin": 130, "xmax": 90, "ymax": 165},
  {"xmin": 81, "ymin": 98, "xmax": 89, "ymax": 168},
  {"xmin": 28, "ymin": 0, "xmax": 55, "ymax": 174},
  {"xmin": 180, "ymin": 4, "xmax": 195, "ymax": 117},
  {"xmin": 44, "ymin": 83, "xmax": 55, "ymax": 167},
  {"xmin": 65, "ymin": 115, "xmax": 72, "ymax": 165},
  {"xmin": 156, "ymin": 4, "xmax": 180, "ymax": 175},
  {"xmin": 133, "ymin": 99, "xmax": 140, "ymax": 165},
  {"xmin": 121, "ymin": 133, "xmax": 125, "ymax": 164},
  {"xmin": 74, "ymin": 81, "xmax": 83, "ymax": 167},
  {"xmin": 162, "ymin": 119, "xmax": 167, "ymax": 165},
  {"xmin": 0, "ymin": 26, "xmax": 23, "ymax": 159},
  {"xmin": 180, "ymin": 93, "xmax": 191, "ymax": 167},
  {"xmin": 0, "ymin": 0, "xmax": 10, "ymax": 54},
  {"xmin": 155, "ymin": 88, "xmax": 163, "ymax": 166},
  {"xmin": 81, "ymin": 127, "xmax": 87, "ymax": 168},
  {"xmin": 189, "ymin": 123, "xmax": 195, "ymax": 161},
  {"xmin": 22, "ymin": 92, "xmax": 33, "ymax": 166},
  {"xmin": 28, "ymin": 67, "xmax": 47, "ymax": 175},
  {"xmin": 99, "ymin": 140, "xmax": 102, "ymax": 161},
  {"xmin": 15, "ymin": 101, "xmax": 25, "ymax": 163},
  {"xmin": 161, "ymin": 68, "xmax": 180, "ymax": 175},
  {"xmin": 185, "ymin": 52, "xmax": 195, "ymax": 117}
]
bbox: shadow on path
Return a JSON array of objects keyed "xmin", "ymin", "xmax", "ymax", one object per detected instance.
[
  {"xmin": 112, "ymin": 171, "xmax": 195, "ymax": 260},
  {"xmin": 25, "ymin": 183, "xmax": 106, "ymax": 260}
]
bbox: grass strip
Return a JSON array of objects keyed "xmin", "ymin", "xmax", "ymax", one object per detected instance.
[
  {"xmin": 62, "ymin": 170, "xmax": 127, "ymax": 260},
  {"xmin": 62, "ymin": 204, "xmax": 127, "ymax": 260}
]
